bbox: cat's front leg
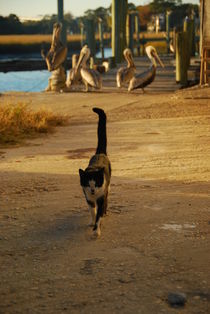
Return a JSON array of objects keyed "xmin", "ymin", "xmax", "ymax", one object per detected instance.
[
  {"xmin": 93, "ymin": 196, "xmax": 105, "ymax": 237},
  {"xmin": 87, "ymin": 200, "xmax": 96, "ymax": 226}
]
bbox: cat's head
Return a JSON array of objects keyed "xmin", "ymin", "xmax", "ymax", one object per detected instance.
[{"xmin": 79, "ymin": 168, "xmax": 104, "ymax": 195}]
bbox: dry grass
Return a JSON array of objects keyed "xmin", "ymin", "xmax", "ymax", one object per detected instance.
[
  {"xmin": 0, "ymin": 32, "xmax": 169, "ymax": 45},
  {"xmin": 0, "ymin": 34, "xmax": 83, "ymax": 45},
  {"xmin": 0, "ymin": 102, "xmax": 69, "ymax": 147},
  {"xmin": 0, "ymin": 33, "xmax": 168, "ymax": 53}
]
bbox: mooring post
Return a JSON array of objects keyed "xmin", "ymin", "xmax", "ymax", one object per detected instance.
[
  {"xmin": 166, "ymin": 10, "xmax": 171, "ymax": 54},
  {"xmin": 80, "ymin": 22, "xmax": 84, "ymax": 48},
  {"xmin": 183, "ymin": 17, "xmax": 194, "ymax": 66},
  {"xmin": 85, "ymin": 18, "xmax": 96, "ymax": 57},
  {"xmin": 120, "ymin": 0, "xmax": 127, "ymax": 60},
  {"xmin": 57, "ymin": 0, "xmax": 66, "ymax": 45},
  {"xmin": 112, "ymin": 0, "xmax": 120, "ymax": 63},
  {"xmin": 98, "ymin": 18, "xmax": 104, "ymax": 59},
  {"xmin": 112, "ymin": 0, "xmax": 127, "ymax": 63},
  {"xmin": 126, "ymin": 13, "xmax": 135, "ymax": 54},
  {"xmin": 135, "ymin": 13, "xmax": 140, "ymax": 56},
  {"xmin": 176, "ymin": 31, "xmax": 188, "ymax": 86},
  {"xmin": 191, "ymin": 10, "xmax": 196, "ymax": 57}
]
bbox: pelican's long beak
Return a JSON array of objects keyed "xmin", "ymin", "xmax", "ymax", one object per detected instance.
[
  {"xmin": 154, "ymin": 52, "xmax": 164, "ymax": 68},
  {"xmin": 75, "ymin": 52, "xmax": 85, "ymax": 73}
]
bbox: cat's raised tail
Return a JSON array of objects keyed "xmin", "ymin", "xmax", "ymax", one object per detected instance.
[{"xmin": 93, "ymin": 107, "xmax": 107, "ymax": 155}]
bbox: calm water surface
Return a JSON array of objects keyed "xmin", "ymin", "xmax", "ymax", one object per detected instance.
[{"xmin": 0, "ymin": 70, "xmax": 51, "ymax": 92}]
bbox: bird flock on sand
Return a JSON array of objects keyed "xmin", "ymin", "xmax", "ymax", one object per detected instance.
[{"xmin": 65, "ymin": 44, "xmax": 164, "ymax": 93}]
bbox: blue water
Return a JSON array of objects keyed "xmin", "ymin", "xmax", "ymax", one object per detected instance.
[
  {"xmin": 0, "ymin": 48, "xmax": 112, "ymax": 92},
  {"xmin": 0, "ymin": 70, "xmax": 51, "ymax": 92},
  {"xmin": 96, "ymin": 48, "xmax": 112, "ymax": 58}
]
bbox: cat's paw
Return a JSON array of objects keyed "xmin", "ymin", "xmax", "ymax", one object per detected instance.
[
  {"xmin": 93, "ymin": 228, "xmax": 101, "ymax": 238},
  {"xmin": 88, "ymin": 222, "xmax": 94, "ymax": 228}
]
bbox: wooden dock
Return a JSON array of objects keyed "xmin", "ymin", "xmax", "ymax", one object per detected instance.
[{"xmin": 102, "ymin": 54, "xmax": 197, "ymax": 94}]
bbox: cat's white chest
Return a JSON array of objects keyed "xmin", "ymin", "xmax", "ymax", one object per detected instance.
[{"xmin": 83, "ymin": 182, "xmax": 105, "ymax": 203}]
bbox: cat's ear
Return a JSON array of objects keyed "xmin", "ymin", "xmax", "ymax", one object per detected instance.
[
  {"xmin": 79, "ymin": 169, "xmax": 84, "ymax": 177},
  {"xmin": 79, "ymin": 169, "xmax": 85, "ymax": 185}
]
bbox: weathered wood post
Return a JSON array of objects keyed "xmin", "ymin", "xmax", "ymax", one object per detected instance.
[
  {"xmin": 57, "ymin": 0, "xmax": 66, "ymax": 45},
  {"xmin": 120, "ymin": 0, "xmax": 127, "ymax": 60},
  {"xmin": 126, "ymin": 12, "xmax": 135, "ymax": 54},
  {"xmin": 112, "ymin": 0, "xmax": 119, "ymax": 63},
  {"xmin": 135, "ymin": 13, "xmax": 140, "ymax": 56},
  {"xmin": 98, "ymin": 18, "xmax": 104, "ymax": 59},
  {"xmin": 112, "ymin": 0, "xmax": 127, "ymax": 63},
  {"xmin": 166, "ymin": 10, "xmax": 171, "ymax": 54},
  {"xmin": 183, "ymin": 17, "xmax": 194, "ymax": 66},
  {"xmin": 85, "ymin": 18, "xmax": 96, "ymax": 57},
  {"xmin": 191, "ymin": 10, "xmax": 196, "ymax": 57},
  {"xmin": 80, "ymin": 22, "xmax": 84, "ymax": 48},
  {"xmin": 176, "ymin": 31, "xmax": 188, "ymax": 86}
]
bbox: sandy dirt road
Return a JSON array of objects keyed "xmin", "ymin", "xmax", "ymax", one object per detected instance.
[{"xmin": 0, "ymin": 87, "xmax": 210, "ymax": 313}]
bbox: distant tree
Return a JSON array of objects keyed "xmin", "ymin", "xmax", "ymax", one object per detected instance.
[
  {"xmin": 128, "ymin": 3, "xmax": 138, "ymax": 12},
  {"xmin": 0, "ymin": 14, "xmax": 23, "ymax": 34},
  {"xmin": 137, "ymin": 5, "xmax": 153, "ymax": 31},
  {"xmin": 150, "ymin": 0, "xmax": 177, "ymax": 14},
  {"xmin": 82, "ymin": 6, "xmax": 110, "ymax": 32},
  {"xmin": 170, "ymin": 3, "xmax": 199, "ymax": 28},
  {"xmin": 0, "ymin": 5, "xmax": 113, "ymax": 35},
  {"xmin": 136, "ymin": 1, "xmax": 199, "ymax": 31}
]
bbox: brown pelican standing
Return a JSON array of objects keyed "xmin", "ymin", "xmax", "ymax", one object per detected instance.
[
  {"xmin": 75, "ymin": 45, "xmax": 102, "ymax": 92},
  {"xmin": 116, "ymin": 48, "xmax": 136, "ymax": 87},
  {"xmin": 90, "ymin": 58, "xmax": 109, "ymax": 74},
  {"xmin": 128, "ymin": 46, "xmax": 164, "ymax": 92},
  {"xmin": 41, "ymin": 23, "xmax": 67, "ymax": 72},
  {"xmin": 66, "ymin": 54, "xmax": 83, "ymax": 88}
]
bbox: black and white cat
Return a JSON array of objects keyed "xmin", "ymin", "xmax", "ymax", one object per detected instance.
[{"xmin": 79, "ymin": 108, "xmax": 111, "ymax": 237}]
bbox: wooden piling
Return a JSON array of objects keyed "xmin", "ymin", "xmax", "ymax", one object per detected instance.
[
  {"xmin": 166, "ymin": 10, "xmax": 171, "ymax": 53},
  {"xmin": 112, "ymin": 0, "xmax": 127, "ymax": 63},
  {"xmin": 176, "ymin": 31, "xmax": 188, "ymax": 86},
  {"xmin": 98, "ymin": 18, "xmax": 104, "ymax": 59},
  {"xmin": 80, "ymin": 23, "xmax": 84, "ymax": 48},
  {"xmin": 112, "ymin": 0, "xmax": 120, "ymax": 63},
  {"xmin": 57, "ymin": 0, "xmax": 66, "ymax": 44},
  {"xmin": 119, "ymin": 0, "xmax": 127, "ymax": 60},
  {"xmin": 85, "ymin": 18, "xmax": 96, "ymax": 57},
  {"xmin": 126, "ymin": 13, "xmax": 135, "ymax": 54},
  {"xmin": 183, "ymin": 18, "xmax": 194, "ymax": 65},
  {"xmin": 135, "ymin": 14, "xmax": 140, "ymax": 56}
]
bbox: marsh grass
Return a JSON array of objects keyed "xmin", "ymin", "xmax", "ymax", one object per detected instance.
[
  {"xmin": 0, "ymin": 32, "xmax": 168, "ymax": 44},
  {"xmin": 0, "ymin": 34, "xmax": 82, "ymax": 44},
  {"xmin": 0, "ymin": 102, "xmax": 69, "ymax": 147}
]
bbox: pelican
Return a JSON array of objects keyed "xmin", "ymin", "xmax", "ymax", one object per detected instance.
[
  {"xmin": 66, "ymin": 54, "xmax": 83, "ymax": 88},
  {"xmin": 90, "ymin": 58, "xmax": 109, "ymax": 74},
  {"xmin": 128, "ymin": 45, "xmax": 164, "ymax": 92},
  {"xmin": 75, "ymin": 45, "xmax": 102, "ymax": 92},
  {"xmin": 116, "ymin": 48, "xmax": 136, "ymax": 88},
  {"xmin": 41, "ymin": 23, "xmax": 67, "ymax": 72}
]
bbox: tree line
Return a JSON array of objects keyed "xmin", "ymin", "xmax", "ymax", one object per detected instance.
[{"xmin": 0, "ymin": 1, "xmax": 199, "ymax": 35}]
